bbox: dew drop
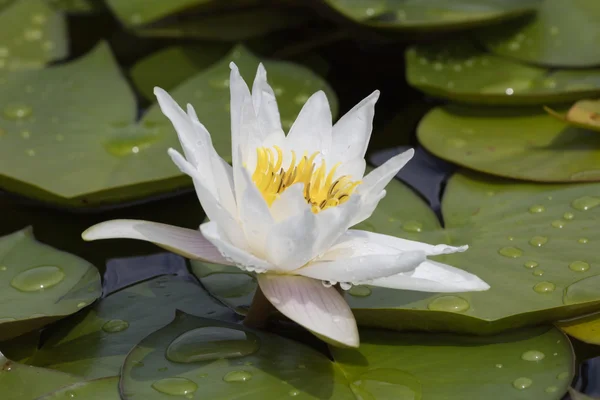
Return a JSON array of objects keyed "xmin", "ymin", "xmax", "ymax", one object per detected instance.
[
  {"xmin": 0, "ymin": 266, "xmax": 6, "ymax": 271},
  {"xmin": 288, "ymin": 389, "xmax": 300, "ymax": 396},
  {"xmin": 512, "ymin": 377, "xmax": 532, "ymax": 390},
  {"xmin": 339, "ymin": 282, "xmax": 352, "ymax": 290},
  {"xmin": 151, "ymin": 377, "xmax": 198, "ymax": 396},
  {"xmin": 551, "ymin": 220, "xmax": 565, "ymax": 228},
  {"xmin": 103, "ymin": 132, "xmax": 161, "ymax": 157},
  {"xmin": 65, "ymin": 390, "xmax": 76, "ymax": 398},
  {"xmin": 521, "ymin": 350, "xmax": 545, "ymax": 361},
  {"xmin": 569, "ymin": 261, "xmax": 590, "ymax": 272},
  {"xmin": 529, "ymin": 205, "xmax": 545, "ymax": 213},
  {"xmin": 578, "ymin": 238, "xmax": 589, "ymax": 244},
  {"xmin": 533, "ymin": 282, "xmax": 555, "ymax": 294},
  {"xmin": 529, "ymin": 236, "xmax": 548, "ymax": 247},
  {"xmin": 557, "ymin": 371, "xmax": 569, "ymax": 380},
  {"xmin": 55, "ymin": 134, "xmax": 64, "ymax": 142},
  {"xmin": 223, "ymin": 370, "xmax": 252, "ymax": 382},
  {"xmin": 545, "ymin": 386, "xmax": 558, "ymax": 393},
  {"xmin": 402, "ymin": 220, "xmax": 423, "ymax": 233},
  {"xmin": 166, "ymin": 327, "xmax": 259, "ymax": 363},
  {"xmin": 533, "ymin": 269, "xmax": 544, "ymax": 277},
  {"xmin": 3, "ymin": 104, "xmax": 32, "ymax": 120},
  {"xmin": 427, "ymin": 296, "xmax": 469, "ymax": 312},
  {"xmin": 10, "ymin": 266, "xmax": 64, "ymax": 292},
  {"xmin": 563, "ymin": 212, "xmax": 575, "ymax": 220},
  {"xmin": 571, "ymin": 196, "xmax": 600, "ymax": 211},
  {"xmin": 433, "ymin": 62, "xmax": 443, "ymax": 71},
  {"xmin": 524, "ymin": 261, "xmax": 538, "ymax": 269},
  {"xmin": 20, "ymin": 130, "xmax": 30, "ymax": 139},
  {"xmin": 102, "ymin": 319, "xmax": 129, "ymax": 333},
  {"xmin": 498, "ymin": 246, "xmax": 523, "ymax": 258},
  {"xmin": 495, "ymin": 364, "xmax": 503, "ymax": 368},
  {"xmin": 294, "ymin": 94, "xmax": 310, "ymax": 105},
  {"xmin": 26, "ymin": 149, "xmax": 35, "ymax": 157},
  {"xmin": 76, "ymin": 302, "xmax": 87, "ymax": 308}
]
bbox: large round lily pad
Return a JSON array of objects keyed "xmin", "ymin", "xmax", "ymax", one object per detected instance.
[
  {"xmin": 478, "ymin": 0, "xmax": 600, "ymax": 68},
  {"xmin": 322, "ymin": 0, "xmax": 541, "ymax": 32},
  {"xmin": 190, "ymin": 170, "xmax": 600, "ymax": 335},
  {"xmin": 0, "ymin": 352, "xmax": 81, "ymax": 400},
  {"xmin": 405, "ymin": 39, "xmax": 600, "ymax": 105},
  {"xmin": 30, "ymin": 275, "xmax": 232, "ymax": 379},
  {"xmin": 120, "ymin": 311, "xmax": 354, "ymax": 400},
  {"xmin": 0, "ymin": 42, "xmax": 336, "ymax": 208},
  {"xmin": 0, "ymin": 228, "xmax": 101, "ymax": 341},
  {"xmin": 417, "ymin": 104, "xmax": 600, "ymax": 182},
  {"xmin": 331, "ymin": 326, "xmax": 574, "ymax": 399},
  {"xmin": 36, "ymin": 376, "xmax": 120, "ymax": 400}
]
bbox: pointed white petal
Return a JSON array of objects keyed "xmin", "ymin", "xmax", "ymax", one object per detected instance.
[
  {"xmin": 265, "ymin": 209, "xmax": 317, "ymax": 271},
  {"xmin": 82, "ymin": 220, "xmax": 231, "ymax": 264},
  {"xmin": 368, "ymin": 260, "xmax": 490, "ymax": 292},
  {"xmin": 169, "ymin": 149, "xmax": 248, "ymax": 250},
  {"xmin": 331, "ymin": 90, "xmax": 379, "ymax": 164},
  {"xmin": 200, "ymin": 221, "xmax": 276, "ymax": 272},
  {"xmin": 229, "ymin": 62, "xmax": 251, "ymax": 163},
  {"xmin": 286, "ymin": 91, "xmax": 332, "ymax": 157},
  {"xmin": 258, "ymin": 274, "xmax": 359, "ymax": 348},
  {"xmin": 238, "ymin": 168, "xmax": 274, "ymax": 258},
  {"xmin": 333, "ymin": 158, "xmax": 366, "ymax": 181},
  {"xmin": 297, "ymin": 251, "xmax": 425, "ymax": 283},
  {"xmin": 339, "ymin": 230, "xmax": 468, "ymax": 256},
  {"xmin": 252, "ymin": 63, "xmax": 284, "ymax": 138}
]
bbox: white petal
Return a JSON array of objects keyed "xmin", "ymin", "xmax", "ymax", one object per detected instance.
[
  {"xmin": 368, "ymin": 260, "xmax": 490, "ymax": 292},
  {"xmin": 229, "ymin": 62, "xmax": 251, "ymax": 164},
  {"xmin": 252, "ymin": 63, "xmax": 284, "ymax": 138},
  {"xmin": 258, "ymin": 274, "xmax": 359, "ymax": 348},
  {"xmin": 269, "ymin": 185, "xmax": 308, "ymax": 222},
  {"xmin": 333, "ymin": 158, "xmax": 366, "ymax": 181},
  {"xmin": 82, "ymin": 220, "xmax": 231, "ymax": 264},
  {"xmin": 286, "ymin": 91, "xmax": 332, "ymax": 157},
  {"xmin": 265, "ymin": 209, "xmax": 317, "ymax": 271},
  {"xmin": 297, "ymin": 250, "xmax": 425, "ymax": 283},
  {"xmin": 331, "ymin": 90, "xmax": 379, "ymax": 164},
  {"xmin": 201, "ymin": 221, "xmax": 276, "ymax": 272},
  {"xmin": 352, "ymin": 149, "xmax": 415, "ymax": 225},
  {"xmin": 169, "ymin": 149, "xmax": 248, "ymax": 250},
  {"xmin": 339, "ymin": 230, "xmax": 468, "ymax": 256},
  {"xmin": 238, "ymin": 168, "xmax": 274, "ymax": 258}
]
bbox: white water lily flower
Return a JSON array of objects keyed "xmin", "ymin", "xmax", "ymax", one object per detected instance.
[{"xmin": 82, "ymin": 62, "xmax": 489, "ymax": 348}]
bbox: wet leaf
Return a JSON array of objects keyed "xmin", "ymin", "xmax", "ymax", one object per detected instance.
[
  {"xmin": 36, "ymin": 376, "xmax": 120, "ymax": 400},
  {"xmin": 478, "ymin": 0, "xmax": 600, "ymax": 68},
  {"xmin": 545, "ymin": 100, "xmax": 600, "ymax": 133},
  {"xmin": 332, "ymin": 326, "xmax": 574, "ymax": 399},
  {"xmin": 29, "ymin": 275, "xmax": 232, "ymax": 379},
  {"xmin": 120, "ymin": 311, "xmax": 354, "ymax": 399},
  {"xmin": 322, "ymin": 0, "xmax": 541, "ymax": 32},
  {"xmin": 406, "ymin": 38, "xmax": 600, "ymax": 105},
  {"xmin": 0, "ymin": 352, "xmax": 80, "ymax": 400},
  {"xmin": 418, "ymin": 104, "xmax": 600, "ymax": 182},
  {"xmin": 0, "ymin": 228, "xmax": 101, "ymax": 341}
]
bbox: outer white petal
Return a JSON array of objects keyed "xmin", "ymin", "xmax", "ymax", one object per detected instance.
[
  {"xmin": 331, "ymin": 90, "xmax": 379, "ymax": 165},
  {"xmin": 251, "ymin": 63, "xmax": 284, "ymax": 139},
  {"xmin": 82, "ymin": 220, "xmax": 231, "ymax": 264},
  {"xmin": 238, "ymin": 168, "xmax": 274, "ymax": 258},
  {"xmin": 351, "ymin": 149, "xmax": 415, "ymax": 225},
  {"xmin": 229, "ymin": 62, "xmax": 252, "ymax": 164},
  {"xmin": 368, "ymin": 260, "xmax": 490, "ymax": 292},
  {"xmin": 339, "ymin": 230, "xmax": 468, "ymax": 256},
  {"xmin": 258, "ymin": 274, "xmax": 359, "ymax": 348},
  {"xmin": 200, "ymin": 221, "xmax": 276, "ymax": 273},
  {"xmin": 285, "ymin": 91, "xmax": 332, "ymax": 157},
  {"xmin": 297, "ymin": 250, "xmax": 425, "ymax": 283},
  {"xmin": 168, "ymin": 149, "xmax": 248, "ymax": 249}
]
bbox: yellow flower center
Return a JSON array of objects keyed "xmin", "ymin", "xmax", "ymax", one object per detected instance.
[{"xmin": 251, "ymin": 146, "xmax": 361, "ymax": 213}]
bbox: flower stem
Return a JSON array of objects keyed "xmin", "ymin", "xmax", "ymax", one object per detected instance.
[{"xmin": 243, "ymin": 286, "xmax": 273, "ymax": 329}]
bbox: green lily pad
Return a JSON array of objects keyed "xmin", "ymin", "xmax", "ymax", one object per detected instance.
[
  {"xmin": 130, "ymin": 44, "xmax": 231, "ymax": 101},
  {"xmin": 29, "ymin": 275, "xmax": 231, "ymax": 379},
  {"xmin": 322, "ymin": 0, "xmax": 541, "ymax": 32},
  {"xmin": 556, "ymin": 312, "xmax": 600, "ymax": 346},
  {"xmin": 120, "ymin": 311, "xmax": 354, "ymax": 400},
  {"xmin": 406, "ymin": 39, "xmax": 600, "ymax": 105},
  {"xmin": 0, "ymin": 352, "xmax": 81, "ymax": 400},
  {"xmin": 0, "ymin": 0, "xmax": 67, "ymax": 70},
  {"xmin": 478, "ymin": 0, "xmax": 600, "ymax": 68},
  {"xmin": 0, "ymin": 228, "xmax": 101, "ymax": 341},
  {"xmin": 331, "ymin": 326, "xmax": 574, "ymax": 399},
  {"xmin": 0, "ymin": 42, "xmax": 336, "ymax": 208},
  {"xmin": 190, "ymin": 261, "xmax": 256, "ymax": 315},
  {"xmin": 545, "ymin": 100, "xmax": 600, "ymax": 133},
  {"xmin": 417, "ymin": 104, "xmax": 600, "ymax": 182},
  {"xmin": 36, "ymin": 376, "xmax": 120, "ymax": 400},
  {"xmin": 190, "ymin": 170, "xmax": 600, "ymax": 335}
]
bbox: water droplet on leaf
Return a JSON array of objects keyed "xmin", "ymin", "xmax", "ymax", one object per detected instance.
[
  {"xmin": 498, "ymin": 247, "xmax": 522, "ymax": 258},
  {"xmin": 427, "ymin": 296, "xmax": 469, "ymax": 312},
  {"xmin": 348, "ymin": 285, "xmax": 371, "ymax": 297},
  {"xmin": 223, "ymin": 370, "xmax": 252, "ymax": 382},
  {"xmin": 529, "ymin": 236, "xmax": 548, "ymax": 247},
  {"xmin": 402, "ymin": 221, "xmax": 423, "ymax": 233},
  {"xmin": 151, "ymin": 377, "xmax": 198, "ymax": 396},
  {"xmin": 3, "ymin": 104, "xmax": 32, "ymax": 120},
  {"xmin": 529, "ymin": 205, "xmax": 545, "ymax": 213},
  {"xmin": 569, "ymin": 261, "xmax": 590, "ymax": 272},
  {"xmin": 102, "ymin": 319, "xmax": 129, "ymax": 333},
  {"xmin": 512, "ymin": 377, "xmax": 532, "ymax": 390},
  {"xmin": 524, "ymin": 261, "xmax": 538, "ymax": 269},
  {"xmin": 521, "ymin": 350, "xmax": 545, "ymax": 361},
  {"xmin": 571, "ymin": 196, "xmax": 600, "ymax": 211},
  {"xmin": 533, "ymin": 282, "xmax": 555, "ymax": 294},
  {"xmin": 10, "ymin": 266, "xmax": 64, "ymax": 292}
]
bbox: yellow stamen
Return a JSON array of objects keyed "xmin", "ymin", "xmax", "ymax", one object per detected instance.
[{"xmin": 251, "ymin": 146, "xmax": 361, "ymax": 213}]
